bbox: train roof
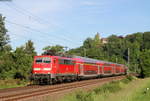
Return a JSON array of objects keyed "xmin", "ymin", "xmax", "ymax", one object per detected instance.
[
  {"xmin": 74, "ymin": 56, "xmax": 111, "ymax": 64},
  {"xmin": 34, "ymin": 55, "xmax": 75, "ymax": 60},
  {"xmin": 34, "ymin": 55, "xmax": 125, "ymax": 66},
  {"xmin": 73, "ymin": 56, "xmax": 124, "ymax": 66}
]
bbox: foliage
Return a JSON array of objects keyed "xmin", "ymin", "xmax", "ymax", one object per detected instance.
[
  {"xmin": 0, "ymin": 41, "xmax": 35, "ymax": 80},
  {"xmin": 42, "ymin": 45, "xmax": 65, "ymax": 56},
  {"xmin": 130, "ymin": 79, "xmax": 150, "ymax": 101},
  {"xmin": 0, "ymin": 79, "xmax": 27, "ymax": 89},
  {"xmin": 61, "ymin": 76, "xmax": 136, "ymax": 101},
  {"xmin": 139, "ymin": 50, "xmax": 150, "ymax": 78},
  {"xmin": 143, "ymin": 32, "xmax": 150, "ymax": 49},
  {"xmin": 24, "ymin": 40, "xmax": 37, "ymax": 57},
  {"xmin": 13, "ymin": 46, "xmax": 34, "ymax": 80},
  {"xmin": 68, "ymin": 32, "xmax": 150, "ymax": 76},
  {"xmin": 0, "ymin": 14, "xmax": 10, "ymax": 51},
  {"xmin": 75, "ymin": 91, "xmax": 94, "ymax": 101},
  {"xmin": 0, "ymin": 14, "xmax": 36, "ymax": 81},
  {"xmin": 0, "ymin": 13, "xmax": 150, "ymax": 82}
]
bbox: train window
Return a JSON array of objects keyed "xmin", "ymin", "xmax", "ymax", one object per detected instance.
[
  {"xmin": 64, "ymin": 60, "xmax": 70, "ymax": 64},
  {"xmin": 43, "ymin": 57, "xmax": 51, "ymax": 63},
  {"xmin": 35, "ymin": 57, "xmax": 51, "ymax": 64},
  {"xmin": 65, "ymin": 60, "xmax": 75, "ymax": 65},
  {"xmin": 35, "ymin": 58, "xmax": 42, "ymax": 63},
  {"xmin": 84, "ymin": 62, "xmax": 96, "ymax": 65},
  {"xmin": 59, "ymin": 59, "xmax": 64, "ymax": 64},
  {"xmin": 72, "ymin": 61, "xmax": 75, "ymax": 65},
  {"xmin": 59, "ymin": 59, "xmax": 74, "ymax": 65}
]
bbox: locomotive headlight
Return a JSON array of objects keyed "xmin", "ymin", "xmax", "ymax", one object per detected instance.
[
  {"xmin": 43, "ymin": 68, "xmax": 51, "ymax": 70},
  {"xmin": 34, "ymin": 68, "xmax": 40, "ymax": 70}
]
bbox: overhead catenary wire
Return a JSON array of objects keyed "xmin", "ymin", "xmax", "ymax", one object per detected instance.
[
  {"xmin": 7, "ymin": 30, "xmax": 60, "ymax": 53},
  {"xmin": 5, "ymin": 20, "xmax": 82, "ymax": 47},
  {"xmin": 8, "ymin": 29, "xmax": 56, "ymax": 45},
  {"xmin": 7, "ymin": 29, "xmax": 65, "ymax": 54},
  {"xmin": 4, "ymin": 2, "xmax": 82, "ymax": 45},
  {"xmin": 6, "ymin": 20, "xmax": 75, "ymax": 48},
  {"xmin": 10, "ymin": 2, "xmax": 84, "ymax": 41}
]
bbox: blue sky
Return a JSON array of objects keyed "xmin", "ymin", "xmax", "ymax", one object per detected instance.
[{"xmin": 0, "ymin": 0, "xmax": 150, "ymax": 54}]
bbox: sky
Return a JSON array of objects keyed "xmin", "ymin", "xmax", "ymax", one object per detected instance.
[{"xmin": 0, "ymin": 0, "xmax": 150, "ymax": 54}]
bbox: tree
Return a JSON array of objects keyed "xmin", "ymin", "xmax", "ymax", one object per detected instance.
[
  {"xmin": 143, "ymin": 32, "xmax": 150, "ymax": 50},
  {"xmin": 24, "ymin": 40, "xmax": 37, "ymax": 57},
  {"xmin": 67, "ymin": 47, "xmax": 82, "ymax": 56},
  {"xmin": 0, "ymin": 14, "xmax": 9, "ymax": 51},
  {"xmin": 0, "ymin": 52, "xmax": 15, "ymax": 79},
  {"xmin": 12, "ymin": 40, "xmax": 36, "ymax": 80},
  {"xmin": 103, "ymin": 35, "xmax": 126, "ymax": 64},
  {"xmin": 80, "ymin": 33, "xmax": 103, "ymax": 59},
  {"xmin": 93, "ymin": 32, "xmax": 101, "ymax": 48},
  {"xmin": 13, "ymin": 47, "xmax": 33, "ymax": 80},
  {"xmin": 124, "ymin": 33, "xmax": 143, "ymax": 72},
  {"xmin": 43, "ymin": 45, "xmax": 64, "ymax": 56},
  {"xmin": 83, "ymin": 38, "xmax": 93, "ymax": 49},
  {"xmin": 139, "ymin": 50, "xmax": 150, "ymax": 78}
]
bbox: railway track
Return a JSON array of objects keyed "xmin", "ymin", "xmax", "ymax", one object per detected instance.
[
  {"xmin": 0, "ymin": 85, "xmax": 41, "ymax": 94},
  {"xmin": 0, "ymin": 76, "xmax": 125, "ymax": 101}
]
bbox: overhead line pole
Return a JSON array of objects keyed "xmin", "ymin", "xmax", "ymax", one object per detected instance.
[{"xmin": 128, "ymin": 48, "xmax": 130, "ymax": 74}]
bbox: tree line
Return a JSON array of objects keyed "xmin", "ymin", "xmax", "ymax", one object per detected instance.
[
  {"xmin": 67, "ymin": 33, "xmax": 150, "ymax": 77},
  {"xmin": 0, "ymin": 14, "xmax": 150, "ymax": 80},
  {"xmin": 0, "ymin": 15, "xmax": 36, "ymax": 80}
]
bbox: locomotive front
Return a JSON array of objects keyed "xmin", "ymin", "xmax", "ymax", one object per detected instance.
[{"xmin": 32, "ymin": 56, "xmax": 52, "ymax": 84}]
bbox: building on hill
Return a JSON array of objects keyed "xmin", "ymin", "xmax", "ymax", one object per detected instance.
[{"xmin": 101, "ymin": 38, "xmax": 108, "ymax": 44}]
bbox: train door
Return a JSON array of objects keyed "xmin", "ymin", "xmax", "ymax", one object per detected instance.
[
  {"xmin": 112, "ymin": 66, "xmax": 115, "ymax": 75},
  {"xmin": 110, "ymin": 66, "xmax": 113, "ymax": 75},
  {"xmin": 53, "ymin": 58, "xmax": 58, "ymax": 74},
  {"xmin": 75, "ymin": 63, "xmax": 79, "ymax": 75},
  {"xmin": 98, "ymin": 65, "xmax": 100, "ymax": 75},
  {"xmin": 79, "ymin": 64, "xmax": 84, "ymax": 76},
  {"xmin": 102, "ymin": 66, "xmax": 104, "ymax": 75}
]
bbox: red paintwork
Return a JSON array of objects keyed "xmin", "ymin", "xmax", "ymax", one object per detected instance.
[
  {"xmin": 32, "ymin": 55, "xmax": 127, "ymax": 78},
  {"xmin": 33, "ymin": 56, "xmax": 51, "ymax": 74}
]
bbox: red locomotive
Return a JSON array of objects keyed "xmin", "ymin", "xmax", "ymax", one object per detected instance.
[{"xmin": 32, "ymin": 55, "xmax": 127, "ymax": 84}]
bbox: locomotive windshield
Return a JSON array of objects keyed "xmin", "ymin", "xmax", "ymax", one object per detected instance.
[{"xmin": 35, "ymin": 57, "xmax": 51, "ymax": 64}]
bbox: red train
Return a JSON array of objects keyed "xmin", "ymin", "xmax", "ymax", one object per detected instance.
[{"xmin": 32, "ymin": 55, "xmax": 127, "ymax": 84}]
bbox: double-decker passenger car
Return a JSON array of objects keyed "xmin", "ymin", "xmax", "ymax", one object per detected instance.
[{"xmin": 32, "ymin": 55, "xmax": 127, "ymax": 84}]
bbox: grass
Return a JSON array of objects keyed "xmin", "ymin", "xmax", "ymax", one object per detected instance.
[
  {"xmin": 128, "ymin": 78, "xmax": 150, "ymax": 101},
  {"xmin": 60, "ymin": 75, "xmax": 137, "ymax": 101},
  {"xmin": 0, "ymin": 79, "xmax": 28, "ymax": 89},
  {"xmin": 103, "ymin": 77, "xmax": 150, "ymax": 101}
]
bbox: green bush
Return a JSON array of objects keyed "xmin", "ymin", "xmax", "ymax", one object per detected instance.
[
  {"xmin": 76, "ymin": 91, "xmax": 94, "ymax": 101},
  {"xmin": 121, "ymin": 75, "xmax": 136, "ymax": 84},
  {"xmin": 93, "ymin": 80, "xmax": 122, "ymax": 95},
  {"xmin": 139, "ymin": 50, "xmax": 150, "ymax": 78},
  {"xmin": 0, "ymin": 79, "xmax": 27, "ymax": 89},
  {"xmin": 61, "ymin": 76, "xmax": 136, "ymax": 101}
]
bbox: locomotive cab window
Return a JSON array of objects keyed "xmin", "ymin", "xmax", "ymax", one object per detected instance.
[
  {"xmin": 43, "ymin": 57, "xmax": 51, "ymax": 63},
  {"xmin": 35, "ymin": 58, "xmax": 42, "ymax": 63},
  {"xmin": 35, "ymin": 57, "xmax": 51, "ymax": 64}
]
